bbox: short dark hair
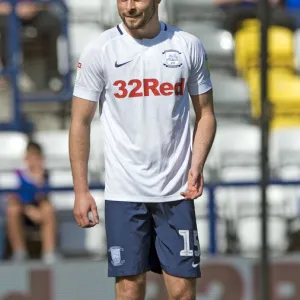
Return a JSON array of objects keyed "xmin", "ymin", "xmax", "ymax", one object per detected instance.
[{"xmin": 26, "ymin": 140, "xmax": 43, "ymax": 155}]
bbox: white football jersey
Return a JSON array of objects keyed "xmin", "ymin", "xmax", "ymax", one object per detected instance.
[{"xmin": 73, "ymin": 22, "xmax": 212, "ymax": 202}]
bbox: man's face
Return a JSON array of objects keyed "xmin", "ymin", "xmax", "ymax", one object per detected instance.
[{"xmin": 117, "ymin": 0, "xmax": 158, "ymax": 30}]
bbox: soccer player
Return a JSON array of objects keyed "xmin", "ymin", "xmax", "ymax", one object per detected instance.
[{"xmin": 69, "ymin": 0, "xmax": 216, "ymax": 299}]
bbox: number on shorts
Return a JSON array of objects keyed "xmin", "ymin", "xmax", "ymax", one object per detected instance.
[
  {"xmin": 179, "ymin": 230, "xmax": 193, "ymax": 256},
  {"xmin": 179, "ymin": 230, "xmax": 200, "ymax": 257}
]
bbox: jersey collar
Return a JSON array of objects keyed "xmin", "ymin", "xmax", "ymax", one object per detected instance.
[{"xmin": 117, "ymin": 22, "xmax": 168, "ymax": 43}]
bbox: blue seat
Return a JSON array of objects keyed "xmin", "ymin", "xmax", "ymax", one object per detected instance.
[{"xmin": 286, "ymin": 0, "xmax": 300, "ymax": 9}]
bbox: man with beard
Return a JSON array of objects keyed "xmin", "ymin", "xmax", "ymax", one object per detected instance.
[{"xmin": 69, "ymin": 0, "xmax": 216, "ymax": 299}]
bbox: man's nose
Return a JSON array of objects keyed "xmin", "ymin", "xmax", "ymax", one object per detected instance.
[{"xmin": 126, "ymin": 0, "xmax": 136, "ymax": 11}]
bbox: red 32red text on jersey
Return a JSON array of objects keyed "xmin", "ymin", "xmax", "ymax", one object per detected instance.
[{"xmin": 113, "ymin": 78, "xmax": 185, "ymax": 99}]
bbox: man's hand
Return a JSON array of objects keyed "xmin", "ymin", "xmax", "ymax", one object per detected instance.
[
  {"xmin": 180, "ymin": 169, "xmax": 204, "ymax": 200},
  {"xmin": 73, "ymin": 192, "xmax": 99, "ymax": 228}
]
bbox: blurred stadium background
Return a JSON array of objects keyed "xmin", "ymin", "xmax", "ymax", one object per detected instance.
[{"xmin": 1, "ymin": 0, "xmax": 300, "ymax": 299}]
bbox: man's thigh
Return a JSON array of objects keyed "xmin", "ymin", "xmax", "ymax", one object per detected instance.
[
  {"xmin": 105, "ymin": 200, "xmax": 155, "ymax": 278},
  {"xmin": 150, "ymin": 200, "xmax": 201, "ymax": 279}
]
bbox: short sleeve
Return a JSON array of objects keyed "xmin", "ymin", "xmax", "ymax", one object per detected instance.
[
  {"xmin": 188, "ymin": 39, "xmax": 212, "ymax": 96},
  {"xmin": 73, "ymin": 44, "xmax": 105, "ymax": 102}
]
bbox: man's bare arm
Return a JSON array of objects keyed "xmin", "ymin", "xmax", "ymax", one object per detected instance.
[
  {"xmin": 69, "ymin": 96, "xmax": 97, "ymax": 194},
  {"xmin": 191, "ymin": 89, "xmax": 217, "ymax": 174}
]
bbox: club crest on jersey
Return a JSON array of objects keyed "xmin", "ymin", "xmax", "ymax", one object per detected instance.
[
  {"xmin": 109, "ymin": 246, "xmax": 125, "ymax": 266},
  {"xmin": 163, "ymin": 50, "xmax": 182, "ymax": 68}
]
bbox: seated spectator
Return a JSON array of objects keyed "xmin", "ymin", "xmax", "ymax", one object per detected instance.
[
  {"xmin": 0, "ymin": 0, "xmax": 62, "ymax": 91},
  {"xmin": 213, "ymin": 0, "xmax": 296, "ymax": 33},
  {"xmin": 6, "ymin": 140, "xmax": 58, "ymax": 264}
]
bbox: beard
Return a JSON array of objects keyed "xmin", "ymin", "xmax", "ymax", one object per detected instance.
[{"xmin": 119, "ymin": 0, "xmax": 156, "ymax": 30}]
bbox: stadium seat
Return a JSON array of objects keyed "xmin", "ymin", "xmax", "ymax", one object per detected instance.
[
  {"xmin": 49, "ymin": 170, "xmax": 106, "ymax": 257},
  {"xmin": 0, "ymin": 172, "xmax": 19, "ymax": 189},
  {"xmin": 267, "ymin": 185, "xmax": 289, "ymax": 215},
  {"xmin": 274, "ymin": 184, "xmax": 300, "ymax": 220},
  {"xmin": 196, "ymin": 218, "xmax": 209, "ymax": 253},
  {"xmin": 231, "ymin": 185, "xmax": 287, "ymax": 257},
  {"xmin": 214, "ymin": 187, "xmax": 233, "ymax": 220},
  {"xmin": 219, "ymin": 166, "xmax": 260, "ymax": 182},
  {"xmin": 59, "ymin": 220, "xmax": 107, "ymax": 257},
  {"xmin": 196, "ymin": 217, "xmax": 227, "ymax": 254},
  {"xmin": 236, "ymin": 186, "xmax": 287, "ymax": 217},
  {"xmin": 216, "ymin": 181, "xmax": 286, "ymax": 222},
  {"xmin": 65, "ymin": 0, "xmax": 103, "ymax": 23},
  {"xmin": 270, "ymin": 127, "xmax": 300, "ymax": 170},
  {"xmin": 278, "ymin": 166, "xmax": 300, "ymax": 181},
  {"xmin": 84, "ymin": 223, "xmax": 107, "ymax": 257},
  {"xmin": 0, "ymin": 132, "xmax": 28, "ymax": 171},
  {"xmin": 271, "ymin": 116, "xmax": 300, "ymax": 129},
  {"xmin": 237, "ymin": 216, "xmax": 287, "ymax": 257},
  {"xmin": 267, "ymin": 69, "xmax": 300, "ymax": 119},
  {"xmin": 193, "ymin": 188, "xmax": 229, "ymax": 253},
  {"xmin": 214, "ymin": 124, "xmax": 260, "ymax": 170},
  {"xmin": 48, "ymin": 170, "xmax": 74, "ymax": 210},
  {"xmin": 34, "ymin": 130, "xmax": 69, "ymax": 170},
  {"xmin": 177, "ymin": 21, "xmax": 234, "ymax": 68},
  {"xmin": 69, "ymin": 23, "xmax": 105, "ymax": 69},
  {"xmin": 286, "ymin": 0, "xmax": 300, "ymax": 9},
  {"xmin": 99, "ymin": 1, "xmax": 120, "ymax": 28},
  {"xmin": 194, "ymin": 188, "xmax": 209, "ymax": 219},
  {"xmin": 49, "ymin": 170, "xmax": 105, "ymax": 210},
  {"xmin": 158, "ymin": 0, "xmax": 172, "ymax": 24},
  {"xmin": 270, "ymin": 130, "xmax": 300, "ymax": 221},
  {"xmin": 204, "ymin": 120, "xmax": 243, "ymax": 181},
  {"xmin": 206, "ymin": 183, "xmax": 288, "ymax": 255},
  {"xmin": 210, "ymin": 70, "xmax": 250, "ymax": 116},
  {"xmin": 235, "ymin": 25, "xmax": 294, "ymax": 76},
  {"xmin": 217, "ymin": 166, "xmax": 260, "ymax": 218},
  {"xmin": 194, "ymin": 186, "xmax": 232, "ymax": 222},
  {"xmin": 240, "ymin": 19, "xmax": 260, "ymax": 30},
  {"xmin": 246, "ymin": 68, "xmax": 300, "ymax": 122},
  {"xmin": 49, "ymin": 170, "xmax": 73, "ymax": 186},
  {"xmin": 173, "ymin": 0, "xmax": 222, "ymax": 22},
  {"xmin": 217, "ymin": 185, "xmax": 260, "ymax": 220},
  {"xmin": 49, "ymin": 191, "xmax": 74, "ymax": 211}
]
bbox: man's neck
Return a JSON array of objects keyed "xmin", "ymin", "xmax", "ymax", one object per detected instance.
[{"xmin": 124, "ymin": 18, "xmax": 161, "ymax": 40}]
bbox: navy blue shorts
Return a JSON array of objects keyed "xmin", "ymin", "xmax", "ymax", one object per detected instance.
[{"xmin": 105, "ymin": 200, "xmax": 201, "ymax": 278}]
